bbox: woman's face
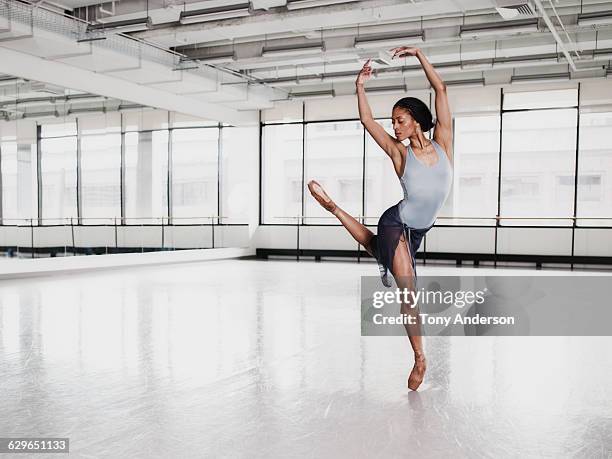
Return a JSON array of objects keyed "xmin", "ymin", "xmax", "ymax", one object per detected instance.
[{"xmin": 391, "ymin": 107, "xmax": 418, "ymax": 142}]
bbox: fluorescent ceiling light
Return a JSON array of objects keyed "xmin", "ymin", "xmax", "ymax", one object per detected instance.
[
  {"xmin": 259, "ymin": 76, "xmax": 299, "ymax": 86},
  {"xmin": 403, "ymin": 62, "xmax": 461, "ymax": 76},
  {"xmin": 354, "ymin": 31, "xmax": 424, "ymax": 49},
  {"xmin": 289, "ymin": 89, "xmax": 335, "ymax": 99},
  {"xmin": 252, "ymin": 0, "xmax": 287, "ymax": 9},
  {"xmin": 445, "ymin": 78, "xmax": 485, "ymax": 87},
  {"xmin": 180, "ymin": 3, "xmax": 251, "ymax": 24},
  {"xmin": 2, "ymin": 94, "xmax": 107, "ymax": 108},
  {"xmin": 459, "ymin": 18, "xmax": 538, "ymax": 38},
  {"xmin": 67, "ymin": 107, "xmax": 106, "ymax": 115},
  {"xmin": 182, "ymin": 51, "xmax": 237, "ymax": 64},
  {"xmin": 118, "ymin": 104, "xmax": 147, "ymax": 112},
  {"xmin": 365, "ymin": 84, "xmax": 406, "ymax": 94},
  {"xmin": 510, "ymin": 72, "xmax": 570, "ymax": 83},
  {"xmin": 66, "ymin": 95, "xmax": 108, "ymax": 104},
  {"xmin": 287, "ymin": 0, "xmax": 360, "ymax": 10},
  {"xmin": 76, "ymin": 35, "xmax": 107, "ymax": 43},
  {"xmin": 577, "ymin": 10, "xmax": 612, "ymax": 26},
  {"xmin": 0, "ymin": 77, "xmax": 26, "ymax": 87},
  {"xmin": 593, "ymin": 48, "xmax": 612, "ymax": 61},
  {"xmin": 493, "ymin": 53, "xmax": 559, "ymax": 68},
  {"xmin": 461, "ymin": 59, "xmax": 494, "ymax": 70},
  {"xmin": 262, "ymin": 41, "xmax": 325, "ymax": 57},
  {"xmin": 375, "ymin": 69, "xmax": 403, "ymax": 79},
  {"xmin": 173, "ymin": 60, "xmax": 201, "ymax": 71},
  {"xmin": 3, "ymin": 99, "xmax": 54, "ymax": 108},
  {"xmin": 321, "ymin": 71, "xmax": 357, "ymax": 83},
  {"xmin": 22, "ymin": 111, "xmax": 59, "ymax": 119},
  {"xmin": 87, "ymin": 17, "xmax": 151, "ymax": 33}
]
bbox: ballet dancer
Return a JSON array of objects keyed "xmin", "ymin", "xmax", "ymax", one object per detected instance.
[{"xmin": 308, "ymin": 47, "xmax": 453, "ymax": 390}]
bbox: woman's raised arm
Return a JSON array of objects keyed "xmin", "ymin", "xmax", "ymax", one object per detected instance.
[
  {"xmin": 356, "ymin": 59, "xmax": 402, "ymax": 161},
  {"xmin": 391, "ymin": 47, "xmax": 453, "ymax": 159}
]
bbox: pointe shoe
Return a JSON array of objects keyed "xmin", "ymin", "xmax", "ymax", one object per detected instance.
[
  {"xmin": 408, "ymin": 355, "xmax": 426, "ymax": 391},
  {"xmin": 307, "ymin": 180, "xmax": 337, "ymax": 213}
]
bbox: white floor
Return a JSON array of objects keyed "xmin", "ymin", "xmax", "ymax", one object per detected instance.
[{"xmin": 1, "ymin": 259, "xmax": 611, "ymax": 458}]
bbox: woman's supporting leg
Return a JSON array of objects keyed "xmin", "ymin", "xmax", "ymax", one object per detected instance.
[
  {"xmin": 308, "ymin": 180, "xmax": 375, "ymax": 255},
  {"xmin": 391, "ymin": 232, "xmax": 426, "ymax": 391}
]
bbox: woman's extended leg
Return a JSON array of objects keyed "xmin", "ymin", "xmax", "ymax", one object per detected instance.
[
  {"xmin": 391, "ymin": 232, "xmax": 426, "ymax": 391},
  {"xmin": 308, "ymin": 180, "xmax": 375, "ymax": 255}
]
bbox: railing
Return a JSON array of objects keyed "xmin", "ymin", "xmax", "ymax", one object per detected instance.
[
  {"xmin": 0, "ymin": 216, "xmax": 249, "ymax": 259},
  {"xmin": 271, "ymin": 215, "xmax": 612, "ymax": 263}
]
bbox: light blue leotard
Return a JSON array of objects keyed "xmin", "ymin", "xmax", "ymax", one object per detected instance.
[{"xmin": 397, "ymin": 139, "xmax": 453, "ymax": 229}]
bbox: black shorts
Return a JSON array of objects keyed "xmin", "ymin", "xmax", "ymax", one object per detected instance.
[{"xmin": 369, "ymin": 204, "xmax": 432, "ymax": 287}]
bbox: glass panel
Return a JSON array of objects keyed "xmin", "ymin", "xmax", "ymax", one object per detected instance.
[
  {"xmin": 124, "ymin": 130, "xmax": 169, "ymax": 224},
  {"xmin": 171, "ymin": 128, "xmax": 219, "ymax": 225},
  {"xmin": 1, "ymin": 139, "xmax": 38, "ymax": 224},
  {"xmin": 577, "ymin": 111, "xmax": 612, "ymax": 227},
  {"xmin": 500, "ymin": 109, "xmax": 577, "ymax": 226},
  {"xmin": 40, "ymin": 121, "xmax": 77, "ymax": 138},
  {"xmin": 364, "ymin": 119, "xmax": 402, "ymax": 226},
  {"xmin": 221, "ymin": 126, "xmax": 257, "ymax": 224},
  {"xmin": 40, "ymin": 136, "xmax": 78, "ymax": 225},
  {"xmin": 81, "ymin": 133, "xmax": 121, "ymax": 224},
  {"xmin": 439, "ymin": 115, "xmax": 500, "ymax": 225},
  {"xmin": 262, "ymin": 124, "xmax": 303, "ymax": 224},
  {"xmin": 503, "ymin": 89, "xmax": 578, "ymax": 110},
  {"xmin": 304, "ymin": 121, "xmax": 363, "ymax": 225}
]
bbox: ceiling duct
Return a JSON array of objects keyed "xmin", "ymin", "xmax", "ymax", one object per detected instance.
[
  {"xmin": 286, "ymin": 0, "xmax": 360, "ymax": 10},
  {"xmin": 493, "ymin": 0, "xmax": 536, "ymax": 20}
]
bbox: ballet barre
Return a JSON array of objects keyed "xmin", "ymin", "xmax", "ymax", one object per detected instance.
[
  {"xmin": 272, "ymin": 214, "xmax": 612, "ymax": 264},
  {"xmin": 0, "ymin": 215, "xmax": 232, "ymax": 258}
]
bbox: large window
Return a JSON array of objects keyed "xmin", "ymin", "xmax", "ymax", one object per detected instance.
[
  {"xmin": 171, "ymin": 128, "xmax": 218, "ymax": 224},
  {"xmin": 304, "ymin": 121, "xmax": 363, "ymax": 225},
  {"xmin": 0, "ymin": 111, "xmax": 253, "ymax": 230},
  {"xmin": 577, "ymin": 111, "xmax": 612, "ymax": 227},
  {"xmin": 221, "ymin": 126, "xmax": 257, "ymax": 224},
  {"xmin": 443, "ymin": 115, "xmax": 500, "ymax": 225},
  {"xmin": 500, "ymin": 109, "xmax": 577, "ymax": 226},
  {"xmin": 40, "ymin": 123, "xmax": 78, "ymax": 225},
  {"xmin": 500, "ymin": 89, "xmax": 578, "ymax": 227},
  {"xmin": 0, "ymin": 123, "xmax": 38, "ymax": 224},
  {"xmin": 262, "ymin": 124, "xmax": 303, "ymax": 224},
  {"xmin": 124, "ymin": 130, "xmax": 169, "ymax": 224},
  {"xmin": 79, "ymin": 115, "xmax": 122, "ymax": 224},
  {"xmin": 80, "ymin": 133, "xmax": 121, "ymax": 224}
]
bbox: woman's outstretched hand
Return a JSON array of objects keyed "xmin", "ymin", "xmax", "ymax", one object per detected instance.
[
  {"xmin": 391, "ymin": 46, "xmax": 420, "ymax": 59},
  {"xmin": 356, "ymin": 59, "xmax": 373, "ymax": 86}
]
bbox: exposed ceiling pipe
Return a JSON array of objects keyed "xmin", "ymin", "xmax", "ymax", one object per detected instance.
[{"xmin": 533, "ymin": 0, "xmax": 576, "ymax": 71}]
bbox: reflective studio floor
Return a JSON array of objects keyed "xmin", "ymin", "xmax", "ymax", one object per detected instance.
[{"xmin": 1, "ymin": 259, "xmax": 611, "ymax": 458}]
